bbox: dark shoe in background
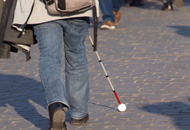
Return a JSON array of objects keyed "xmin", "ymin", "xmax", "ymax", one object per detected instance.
[
  {"xmin": 71, "ymin": 114, "xmax": 89, "ymax": 125},
  {"xmin": 162, "ymin": 1, "xmax": 173, "ymax": 11},
  {"xmin": 129, "ymin": 0, "xmax": 144, "ymax": 6},
  {"xmin": 48, "ymin": 103, "xmax": 67, "ymax": 130},
  {"xmin": 124, "ymin": 0, "xmax": 132, "ymax": 2},
  {"xmin": 162, "ymin": 0, "xmax": 183, "ymax": 11}
]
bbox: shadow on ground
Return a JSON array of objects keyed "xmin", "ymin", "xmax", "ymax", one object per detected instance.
[
  {"xmin": 168, "ymin": 25, "xmax": 190, "ymax": 37},
  {"xmin": 89, "ymin": 102, "xmax": 117, "ymax": 111},
  {"xmin": 140, "ymin": 100, "xmax": 190, "ymax": 130},
  {"xmin": 0, "ymin": 74, "xmax": 48, "ymax": 130}
]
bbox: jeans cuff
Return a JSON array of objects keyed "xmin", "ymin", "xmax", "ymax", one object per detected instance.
[{"xmin": 48, "ymin": 101, "xmax": 70, "ymax": 112}]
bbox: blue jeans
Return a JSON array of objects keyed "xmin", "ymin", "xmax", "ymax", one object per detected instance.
[
  {"xmin": 99, "ymin": 0, "xmax": 124, "ymax": 23},
  {"xmin": 33, "ymin": 18, "xmax": 89, "ymax": 119}
]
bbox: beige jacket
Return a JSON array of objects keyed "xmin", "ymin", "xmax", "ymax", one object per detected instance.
[{"xmin": 13, "ymin": 0, "xmax": 99, "ymax": 25}]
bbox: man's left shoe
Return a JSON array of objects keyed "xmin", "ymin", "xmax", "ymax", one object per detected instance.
[
  {"xmin": 71, "ymin": 114, "xmax": 89, "ymax": 125},
  {"xmin": 113, "ymin": 10, "xmax": 121, "ymax": 25},
  {"xmin": 48, "ymin": 103, "xmax": 67, "ymax": 130}
]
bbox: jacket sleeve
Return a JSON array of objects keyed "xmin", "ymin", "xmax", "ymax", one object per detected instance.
[{"xmin": 0, "ymin": 0, "xmax": 35, "ymax": 61}]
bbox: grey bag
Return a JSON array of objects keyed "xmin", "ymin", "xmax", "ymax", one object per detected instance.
[{"xmin": 43, "ymin": 0, "xmax": 96, "ymax": 15}]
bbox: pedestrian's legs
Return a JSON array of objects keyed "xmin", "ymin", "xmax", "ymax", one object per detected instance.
[
  {"xmin": 99, "ymin": 0, "xmax": 115, "ymax": 23},
  {"xmin": 63, "ymin": 17, "xmax": 90, "ymax": 119},
  {"xmin": 113, "ymin": 0, "xmax": 124, "ymax": 12},
  {"xmin": 33, "ymin": 21, "xmax": 69, "ymax": 110}
]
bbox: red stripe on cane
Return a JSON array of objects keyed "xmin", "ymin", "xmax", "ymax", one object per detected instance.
[{"xmin": 113, "ymin": 91, "xmax": 121, "ymax": 104}]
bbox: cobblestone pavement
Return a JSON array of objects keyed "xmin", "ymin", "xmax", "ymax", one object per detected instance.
[{"xmin": 0, "ymin": 0, "xmax": 190, "ymax": 130}]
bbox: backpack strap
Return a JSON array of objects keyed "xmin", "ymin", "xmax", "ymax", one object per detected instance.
[{"xmin": 17, "ymin": 2, "xmax": 35, "ymax": 38}]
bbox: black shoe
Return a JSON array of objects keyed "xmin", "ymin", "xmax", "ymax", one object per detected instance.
[
  {"xmin": 162, "ymin": 2, "xmax": 173, "ymax": 11},
  {"xmin": 129, "ymin": 0, "xmax": 144, "ymax": 6},
  {"xmin": 71, "ymin": 114, "xmax": 89, "ymax": 125},
  {"xmin": 129, "ymin": 2, "xmax": 144, "ymax": 6},
  {"xmin": 48, "ymin": 103, "xmax": 67, "ymax": 130}
]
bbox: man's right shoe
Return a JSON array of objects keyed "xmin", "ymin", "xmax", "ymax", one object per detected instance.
[
  {"xmin": 48, "ymin": 103, "xmax": 67, "ymax": 130},
  {"xmin": 100, "ymin": 21, "xmax": 115, "ymax": 30}
]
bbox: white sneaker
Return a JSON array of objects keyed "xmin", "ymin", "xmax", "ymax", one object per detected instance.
[{"xmin": 100, "ymin": 21, "xmax": 115, "ymax": 30}]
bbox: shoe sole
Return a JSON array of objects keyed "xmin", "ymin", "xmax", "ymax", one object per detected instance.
[
  {"xmin": 101, "ymin": 25, "xmax": 115, "ymax": 30},
  {"xmin": 162, "ymin": 6, "xmax": 173, "ymax": 11},
  {"xmin": 50, "ymin": 108, "xmax": 66, "ymax": 130},
  {"xmin": 71, "ymin": 114, "xmax": 89, "ymax": 125}
]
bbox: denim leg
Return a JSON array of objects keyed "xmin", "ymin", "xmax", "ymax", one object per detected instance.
[
  {"xmin": 62, "ymin": 18, "xmax": 89, "ymax": 119},
  {"xmin": 99, "ymin": 0, "xmax": 115, "ymax": 22},
  {"xmin": 113, "ymin": 0, "xmax": 124, "ymax": 11},
  {"xmin": 33, "ymin": 21, "xmax": 69, "ymax": 110}
]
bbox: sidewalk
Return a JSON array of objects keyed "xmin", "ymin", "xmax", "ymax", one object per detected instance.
[{"xmin": 0, "ymin": 0, "xmax": 190, "ymax": 130}]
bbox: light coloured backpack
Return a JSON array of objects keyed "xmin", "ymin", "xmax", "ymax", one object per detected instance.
[
  {"xmin": 43, "ymin": 0, "xmax": 95, "ymax": 15},
  {"xmin": 19, "ymin": 0, "xmax": 98, "ymax": 51}
]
